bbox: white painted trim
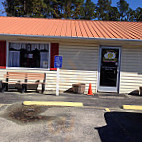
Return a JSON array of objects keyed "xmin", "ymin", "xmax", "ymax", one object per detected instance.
[
  {"xmin": 6, "ymin": 67, "xmax": 50, "ymax": 71},
  {"xmin": 0, "ymin": 34, "xmax": 142, "ymax": 42},
  {"xmin": 7, "ymin": 40, "xmax": 50, "ymax": 44},
  {"xmin": 96, "ymin": 71, "xmax": 98, "ymax": 93},
  {"xmin": 6, "ymin": 41, "xmax": 9, "ymax": 68},
  {"xmin": 98, "ymin": 87, "xmax": 118, "ymax": 93},
  {"xmin": 97, "ymin": 48, "xmax": 101, "ymax": 93},
  {"xmin": 6, "ymin": 40, "xmax": 50, "ymax": 70},
  {"xmin": 48, "ymin": 43, "xmax": 51, "ymax": 69},
  {"xmin": 97, "ymin": 46, "xmax": 121, "ymax": 93}
]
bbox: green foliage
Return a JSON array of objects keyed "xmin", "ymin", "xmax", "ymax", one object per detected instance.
[
  {"xmin": 44, "ymin": 0, "xmax": 61, "ymax": 18},
  {"xmin": 2, "ymin": 0, "xmax": 142, "ymax": 22},
  {"xmin": 135, "ymin": 7, "xmax": 142, "ymax": 21},
  {"xmin": 126, "ymin": 8, "xmax": 135, "ymax": 22},
  {"xmin": 96, "ymin": 0, "xmax": 112, "ymax": 20},
  {"xmin": 117, "ymin": 0, "xmax": 129, "ymax": 21},
  {"xmin": 109, "ymin": 7, "xmax": 120, "ymax": 21},
  {"xmin": 80, "ymin": 0, "xmax": 96, "ymax": 20},
  {"xmin": 2, "ymin": 0, "xmax": 47, "ymax": 17},
  {"xmin": 72, "ymin": 0, "xmax": 84, "ymax": 19}
]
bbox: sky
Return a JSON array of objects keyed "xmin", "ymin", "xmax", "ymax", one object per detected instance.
[
  {"xmin": 0, "ymin": 0, "xmax": 142, "ymax": 16},
  {"xmin": 92, "ymin": 0, "xmax": 142, "ymax": 10}
]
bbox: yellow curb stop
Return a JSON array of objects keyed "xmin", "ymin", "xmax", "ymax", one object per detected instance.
[
  {"xmin": 105, "ymin": 108, "xmax": 111, "ymax": 112},
  {"xmin": 23, "ymin": 101, "xmax": 83, "ymax": 107},
  {"xmin": 122, "ymin": 105, "xmax": 142, "ymax": 110}
]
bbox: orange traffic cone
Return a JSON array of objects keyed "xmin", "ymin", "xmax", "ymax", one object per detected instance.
[{"xmin": 87, "ymin": 83, "xmax": 94, "ymax": 95}]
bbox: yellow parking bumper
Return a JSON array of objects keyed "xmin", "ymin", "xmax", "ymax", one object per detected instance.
[
  {"xmin": 23, "ymin": 101, "xmax": 83, "ymax": 107},
  {"xmin": 122, "ymin": 105, "xmax": 142, "ymax": 110}
]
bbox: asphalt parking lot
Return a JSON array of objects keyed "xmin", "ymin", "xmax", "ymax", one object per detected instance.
[
  {"xmin": 0, "ymin": 104, "xmax": 105, "ymax": 142},
  {"xmin": 1, "ymin": 91, "xmax": 142, "ymax": 108},
  {"xmin": 0, "ymin": 92, "xmax": 142, "ymax": 142}
]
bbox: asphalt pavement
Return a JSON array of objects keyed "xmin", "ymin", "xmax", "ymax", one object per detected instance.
[
  {"xmin": 0, "ymin": 91, "xmax": 142, "ymax": 142},
  {"xmin": 0, "ymin": 91, "xmax": 142, "ymax": 109}
]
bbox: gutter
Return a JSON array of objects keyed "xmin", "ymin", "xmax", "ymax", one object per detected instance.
[{"xmin": 0, "ymin": 33, "xmax": 142, "ymax": 42}]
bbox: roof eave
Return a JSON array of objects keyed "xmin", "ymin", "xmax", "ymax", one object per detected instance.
[{"xmin": 0, "ymin": 33, "xmax": 142, "ymax": 42}]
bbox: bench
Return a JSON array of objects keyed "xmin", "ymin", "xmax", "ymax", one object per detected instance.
[{"xmin": 1, "ymin": 72, "xmax": 46, "ymax": 93}]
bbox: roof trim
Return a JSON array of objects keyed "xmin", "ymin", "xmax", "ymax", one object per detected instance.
[{"xmin": 0, "ymin": 33, "xmax": 142, "ymax": 42}]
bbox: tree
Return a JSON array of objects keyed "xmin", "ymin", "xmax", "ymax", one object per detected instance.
[
  {"xmin": 2, "ymin": 0, "xmax": 47, "ymax": 18},
  {"xmin": 126, "ymin": 8, "xmax": 135, "ymax": 22},
  {"xmin": 62, "ymin": 0, "xmax": 74, "ymax": 19},
  {"xmin": 30, "ymin": 0, "xmax": 47, "ymax": 18},
  {"xmin": 80, "ymin": 0, "xmax": 96, "ymax": 20},
  {"xmin": 2, "ymin": 0, "xmax": 142, "ymax": 21},
  {"xmin": 135, "ymin": 7, "xmax": 142, "ymax": 21},
  {"xmin": 2, "ymin": 0, "xmax": 22, "ymax": 17},
  {"xmin": 117, "ymin": 0, "xmax": 129, "ymax": 21},
  {"xmin": 96, "ymin": 0, "xmax": 112, "ymax": 20},
  {"xmin": 3, "ymin": 0, "xmax": 83, "ymax": 19},
  {"xmin": 72, "ymin": 0, "xmax": 84, "ymax": 19},
  {"xmin": 108, "ymin": 7, "xmax": 120, "ymax": 21},
  {"xmin": 45, "ymin": 0, "xmax": 62, "ymax": 18}
]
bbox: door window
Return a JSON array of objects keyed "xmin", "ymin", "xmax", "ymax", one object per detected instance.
[{"xmin": 100, "ymin": 48, "xmax": 119, "ymax": 87}]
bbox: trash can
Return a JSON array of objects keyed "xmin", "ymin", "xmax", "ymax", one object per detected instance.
[{"xmin": 72, "ymin": 83, "xmax": 85, "ymax": 94}]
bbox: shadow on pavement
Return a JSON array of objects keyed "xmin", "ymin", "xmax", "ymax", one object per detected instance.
[
  {"xmin": 128, "ymin": 89, "xmax": 141, "ymax": 96},
  {"xmin": 95, "ymin": 111, "xmax": 142, "ymax": 142}
]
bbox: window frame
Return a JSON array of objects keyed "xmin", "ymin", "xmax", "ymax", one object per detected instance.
[{"xmin": 6, "ymin": 41, "xmax": 51, "ymax": 70}]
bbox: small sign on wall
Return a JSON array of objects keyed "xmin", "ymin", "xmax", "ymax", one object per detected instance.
[
  {"xmin": 54, "ymin": 56, "xmax": 63, "ymax": 68},
  {"xmin": 103, "ymin": 50, "xmax": 117, "ymax": 62}
]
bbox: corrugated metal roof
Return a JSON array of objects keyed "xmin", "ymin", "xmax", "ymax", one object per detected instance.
[{"xmin": 0, "ymin": 16, "xmax": 142, "ymax": 40}]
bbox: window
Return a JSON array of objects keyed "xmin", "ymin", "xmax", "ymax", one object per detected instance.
[{"xmin": 8, "ymin": 42, "xmax": 49, "ymax": 69}]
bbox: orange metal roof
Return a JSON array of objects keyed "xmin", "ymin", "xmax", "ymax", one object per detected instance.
[{"xmin": 0, "ymin": 16, "xmax": 142, "ymax": 40}]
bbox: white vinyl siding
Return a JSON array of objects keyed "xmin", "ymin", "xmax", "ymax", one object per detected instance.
[
  {"xmin": 120, "ymin": 45, "xmax": 142, "ymax": 93},
  {"xmin": 60, "ymin": 44, "xmax": 98, "ymax": 71},
  {"xmin": 59, "ymin": 44, "xmax": 99, "ymax": 92}
]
